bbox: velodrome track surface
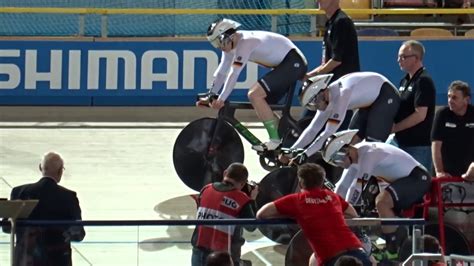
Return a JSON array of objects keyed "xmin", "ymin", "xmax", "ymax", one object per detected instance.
[{"xmin": 0, "ymin": 106, "xmax": 291, "ymax": 265}]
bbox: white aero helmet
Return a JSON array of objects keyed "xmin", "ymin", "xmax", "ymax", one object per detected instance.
[
  {"xmin": 207, "ymin": 18, "xmax": 241, "ymax": 48},
  {"xmin": 299, "ymin": 74, "xmax": 333, "ymax": 111},
  {"xmin": 322, "ymin": 129, "xmax": 358, "ymax": 166}
]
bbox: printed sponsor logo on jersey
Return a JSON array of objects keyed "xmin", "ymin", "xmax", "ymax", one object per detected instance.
[
  {"xmin": 197, "ymin": 207, "xmax": 225, "ymax": 220},
  {"xmin": 388, "ymin": 98, "xmax": 393, "ymax": 104},
  {"xmin": 196, "ymin": 207, "xmax": 237, "ymax": 233},
  {"xmin": 305, "ymin": 195, "xmax": 333, "ymax": 204},
  {"xmin": 445, "ymin": 122, "xmax": 456, "ymax": 128},
  {"xmin": 222, "ymin": 196, "xmax": 240, "ymax": 209},
  {"xmin": 350, "ymin": 190, "xmax": 360, "ymax": 204},
  {"xmin": 294, "ymin": 63, "xmax": 300, "ymax": 68}
]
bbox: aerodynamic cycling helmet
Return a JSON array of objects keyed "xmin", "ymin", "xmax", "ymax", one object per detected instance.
[
  {"xmin": 299, "ymin": 74, "xmax": 333, "ymax": 111},
  {"xmin": 322, "ymin": 129, "xmax": 358, "ymax": 166},
  {"xmin": 207, "ymin": 18, "xmax": 241, "ymax": 48}
]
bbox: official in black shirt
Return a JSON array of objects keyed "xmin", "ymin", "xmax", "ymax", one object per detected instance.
[
  {"xmin": 432, "ymin": 81, "xmax": 474, "ymax": 177},
  {"xmin": 393, "ymin": 40, "xmax": 436, "ymax": 172}
]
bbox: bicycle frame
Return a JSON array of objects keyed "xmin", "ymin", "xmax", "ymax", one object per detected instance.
[{"xmin": 212, "ymin": 85, "xmax": 303, "ymax": 149}]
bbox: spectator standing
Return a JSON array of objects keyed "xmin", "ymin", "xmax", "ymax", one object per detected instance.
[
  {"xmin": 3, "ymin": 152, "xmax": 85, "ymax": 266},
  {"xmin": 392, "ymin": 40, "xmax": 436, "ymax": 171},
  {"xmin": 432, "ymin": 81, "xmax": 474, "ymax": 177},
  {"xmin": 191, "ymin": 163, "xmax": 258, "ymax": 266},
  {"xmin": 257, "ymin": 163, "xmax": 371, "ymax": 266},
  {"xmin": 304, "ymin": 0, "xmax": 360, "ymax": 127}
]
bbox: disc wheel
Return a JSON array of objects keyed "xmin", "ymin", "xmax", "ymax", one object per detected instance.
[
  {"xmin": 173, "ymin": 118, "xmax": 244, "ymax": 192},
  {"xmin": 424, "ymin": 222, "xmax": 471, "ymax": 255},
  {"xmin": 398, "ymin": 222, "xmax": 471, "ymax": 262},
  {"xmin": 256, "ymin": 167, "xmax": 301, "ymax": 244},
  {"xmin": 285, "ymin": 230, "xmax": 312, "ymax": 266}
]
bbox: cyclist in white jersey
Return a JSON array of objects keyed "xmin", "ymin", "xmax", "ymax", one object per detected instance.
[
  {"xmin": 280, "ymin": 71, "xmax": 400, "ymax": 164},
  {"xmin": 200, "ymin": 18, "xmax": 308, "ymax": 151},
  {"xmin": 322, "ymin": 129, "xmax": 432, "ymax": 259}
]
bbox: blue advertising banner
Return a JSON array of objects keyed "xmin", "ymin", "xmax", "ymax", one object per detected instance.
[{"xmin": 0, "ymin": 39, "xmax": 473, "ymax": 105}]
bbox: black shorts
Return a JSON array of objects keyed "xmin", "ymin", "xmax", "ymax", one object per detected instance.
[
  {"xmin": 258, "ymin": 49, "xmax": 307, "ymax": 104},
  {"xmin": 349, "ymin": 82, "xmax": 400, "ymax": 142},
  {"xmin": 385, "ymin": 166, "xmax": 432, "ymax": 212}
]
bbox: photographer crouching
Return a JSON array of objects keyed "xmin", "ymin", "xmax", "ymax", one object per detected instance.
[{"xmin": 191, "ymin": 162, "xmax": 259, "ymax": 266}]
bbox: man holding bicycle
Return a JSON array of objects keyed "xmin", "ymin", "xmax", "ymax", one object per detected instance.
[{"xmin": 200, "ymin": 18, "xmax": 308, "ymax": 152}]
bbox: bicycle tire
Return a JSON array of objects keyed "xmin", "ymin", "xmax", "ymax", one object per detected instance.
[
  {"xmin": 285, "ymin": 230, "xmax": 312, "ymax": 266},
  {"xmin": 173, "ymin": 118, "xmax": 244, "ymax": 192}
]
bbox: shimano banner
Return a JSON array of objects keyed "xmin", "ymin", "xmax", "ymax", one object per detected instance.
[{"xmin": 0, "ymin": 39, "xmax": 472, "ymax": 105}]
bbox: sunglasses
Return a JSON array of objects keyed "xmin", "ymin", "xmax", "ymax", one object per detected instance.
[{"xmin": 398, "ymin": 54, "xmax": 417, "ymax": 61}]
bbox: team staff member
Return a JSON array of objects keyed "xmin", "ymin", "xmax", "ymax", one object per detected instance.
[
  {"xmin": 322, "ymin": 130, "xmax": 431, "ymax": 261},
  {"xmin": 432, "ymin": 80, "xmax": 474, "ymax": 178},
  {"xmin": 306, "ymin": 0, "xmax": 359, "ymax": 83},
  {"xmin": 280, "ymin": 72, "xmax": 400, "ymax": 165},
  {"xmin": 257, "ymin": 163, "xmax": 371, "ymax": 266},
  {"xmin": 201, "ymin": 18, "xmax": 308, "ymax": 152},
  {"xmin": 392, "ymin": 40, "xmax": 436, "ymax": 171},
  {"xmin": 303, "ymin": 0, "xmax": 360, "ymax": 126},
  {"xmin": 191, "ymin": 163, "xmax": 258, "ymax": 266}
]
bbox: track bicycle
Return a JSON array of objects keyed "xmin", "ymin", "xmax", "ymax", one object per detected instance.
[{"xmin": 172, "ymin": 85, "xmax": 309, "ymax": 192}]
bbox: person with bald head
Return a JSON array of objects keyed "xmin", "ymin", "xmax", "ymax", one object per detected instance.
[{"xmin": 3, "ymin": 152, "xmax": 85, "ymax": 266}]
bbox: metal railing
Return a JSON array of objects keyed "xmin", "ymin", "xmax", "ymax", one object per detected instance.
[{"xmin": 0, "ymin": 7, "xmax": 474, "ymax": 37}]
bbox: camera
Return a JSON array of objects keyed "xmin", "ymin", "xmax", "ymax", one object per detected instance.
[{"xmin": 241, "ymin": 181, "xmax": 258, "ymax": 196}]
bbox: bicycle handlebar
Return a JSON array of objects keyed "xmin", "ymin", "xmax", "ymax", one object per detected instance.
[{"xmin": 196, "ymin": 92, "xmax": 218, "ymax": 107}]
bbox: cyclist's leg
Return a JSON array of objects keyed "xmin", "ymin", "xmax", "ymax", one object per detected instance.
[
  {"xmin": 248, "ymin": 84, "xmax": 280, "ymax": 141},
  {"xmin": 250, "ymin": 49, "xmax": 306, "ymax": 150},
  {"xmin": 377, "ymin": 167, "xmax": 430, "ymax": 255},
  {"xmin": 365, "ymin": 82, "xmax": 400, "ymax": 142}
]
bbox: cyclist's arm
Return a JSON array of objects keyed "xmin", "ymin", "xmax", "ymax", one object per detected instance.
[
  {"xmin": 210, "ymin": 52, "xmax": 232, "ymax": 94},
  {"xmin": 291, "ymin": 110, "xmax": 330, "ymax": 150},
  {"xmin": 217, "ymin": 40, "xmax": 257, "ymax": 102},
  {"xmin": 303, "ymin": 117, "xmax": 342, "ymax": 157},
  {"xmin": 218, "ymin": 63, "xmax": 246, "ymax": 102},
  {"xmin": 303, "ymin": 93, "xmax": 350, "ymax": 156},
  {"xmin": 334, "ymin": 167, "xmax": 357, "ymax": 204}
]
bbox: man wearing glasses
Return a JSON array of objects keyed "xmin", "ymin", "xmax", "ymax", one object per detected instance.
[{"xmin": 392, "ymin": 40, "xmax": 436, "ymax": 173}]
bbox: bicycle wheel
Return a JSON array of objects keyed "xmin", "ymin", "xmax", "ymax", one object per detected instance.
[
  {"xmin": 173, "ymin": 118, "xmax": 244, "ymax": 192},
  {"xmin": 285, "ymin": 230, "xmax": 312, "ymax": 266},
  {"xmin": 256, "ymin": 167, "xmax": 300, "ymax": 244}
]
